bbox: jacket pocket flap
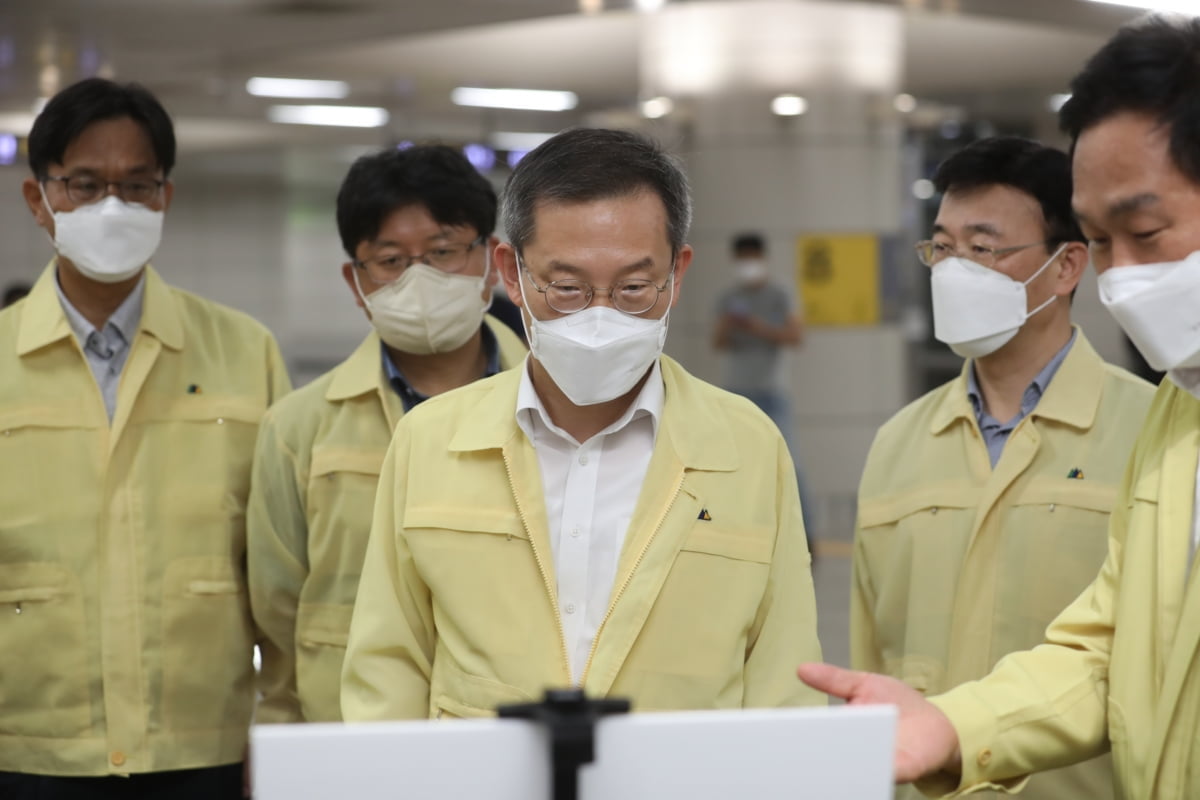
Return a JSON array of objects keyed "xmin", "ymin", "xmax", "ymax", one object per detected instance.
[
  {"xmin": 404, "ymin": 507, "xmax": 526, "ymax": 539},
  {"xmin": 858, "ymin": 485, "xmax": 981, "ymax": 528},
  {"xmin": 145, "ymin": 396, "xmax": 263, "ymax": 424},
  {"xmin": 435, "ymin": 660, "xmax": 535, "ymax": 717},
  {"xmin": 311, "ymin": 448, "xmax": 384, "ymax": 479},
  {"xmin": 0, "ymin": 562, "xmax": 74, "ymax": 601},
  {"xmin": 187, "ymin": 579, "xmax": 240, "ymax": 595},
  {"xmin": 681, "ymin": 525, "xmax": 773, "ymax": 563},
  {"xmin": 1012, "ymin": 481, "xmax": 1117, "ymax": 512},
  {"xmin": 297, "ymin": 603, "xmax": 353, "ymax": 648},
  {"xmin": 1132, "ymin": 474, "xmax": 1159, "ymax": 504}
]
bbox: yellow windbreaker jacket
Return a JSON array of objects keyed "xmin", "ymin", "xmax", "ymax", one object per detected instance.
[
  {"xmin": 926, "ymin": 377, "xmax": 1200, "ymax": 799},
  {"xmin": 340, "ymin": 355, "xmax": 824, "ymax": 719},
  {"xmin": 853, "ymin": 331, "xmax": 1153, "ymax": 800},
  {"xmin": 248, "ymin": 321, "xmax": 527, "ymax": 723},
  {"xmin": 0, "ymin": 263, "xmax": 290, "ymax": 776}
]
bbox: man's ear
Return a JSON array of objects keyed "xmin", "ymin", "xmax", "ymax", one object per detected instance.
[
  {"xmin": 495, "ymin": 243, "xmax": 523, "ymax": 308},
  {"xmin": 1056, "ymin": 241, "xmax": 1088, "ymax": 297},
  {"xmin": 341, "ymin": 262, "xmax": 368, "ymax": 314}
]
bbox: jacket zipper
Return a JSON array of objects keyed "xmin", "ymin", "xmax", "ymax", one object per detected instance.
[
  {"xmin": 578, "ymin": 469, "xmax": 685, "ymax": 687},
  {"xmin": 502, "ymin": 450, "xmax": 573, "ymax": 685}
]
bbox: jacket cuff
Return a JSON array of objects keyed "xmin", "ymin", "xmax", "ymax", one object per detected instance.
[{"xmin": 919, "ymin": 688, "xmax": 1030, "ymax": 797}]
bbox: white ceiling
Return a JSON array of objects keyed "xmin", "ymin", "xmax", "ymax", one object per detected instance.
[{"xmin": 0, "ymin": 0, "xmax": 1143, "ymax": 151}]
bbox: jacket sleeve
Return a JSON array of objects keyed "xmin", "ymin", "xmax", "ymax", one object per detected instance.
[
  {"xmin": 265, "ymin": 334, "xmax": 293, "ymax": 403},
  {"xmin": 247, "ymin": 410, "xmax": 308, "ymax": 724},
  {"xmin": 341, "ymin": 425, "xmax": 435, "ymax": 720},
  {"xmin": 921, "ymin": 489, "xmax": 1126, "ymax": 795},
  {"xmin": 742, "ymin": 435, "xmax": 826, "ymax": 707},
  {"xmin": 850, "ymin": 527, "xmax": 885, "ymax": 674}
]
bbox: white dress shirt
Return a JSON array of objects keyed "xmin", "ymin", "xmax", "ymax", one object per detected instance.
[{"xmin": 515, "ymin": 358, "xmax": 663, "ymax": 683}]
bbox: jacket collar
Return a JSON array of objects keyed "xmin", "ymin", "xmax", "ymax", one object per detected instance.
[
  {"xmin": 326, "ymin": 330, "xmax": 385, "ymax": 402},
  {"xmin": 449, "ymin": 355, "xmax": 738, "ymax": 472},
  {"xmin": 930, "ymin": 326, "xmax": 1105, "ymax": 435},
  {"xmin": 17, "ymin": 260, "xmax": 183, "ymax": 357}
]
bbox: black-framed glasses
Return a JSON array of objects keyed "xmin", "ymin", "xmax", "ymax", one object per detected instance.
[
  {"xmin": 354, "ymin": 237, "xmax": 485, "ymax": 284},
  {"xmin": 914, "ymin": 239, "xmax": 1052, "ymax": 269},
  {"xmin": 518, "ymin": 253, "xmax": 674, "ymax": 315},
  {"xmin": 43, "ymin": 175, "xmax": 165, "ymax": 207}
]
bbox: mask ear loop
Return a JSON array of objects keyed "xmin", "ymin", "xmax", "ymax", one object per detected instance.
[
  {"xmin": 1023, "ymin": 242, "xmax": 1068, "ymax": 319},
  {"xmin": 514, "ymin": 251, "xmax": 539, "ymax": 348}
]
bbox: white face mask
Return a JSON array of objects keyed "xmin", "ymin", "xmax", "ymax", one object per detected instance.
[
  {"xmin": 44, "ymin": 192, "xmax": 163, "ymax": 283},
  {"xmin": 518, "ymin": 268, "xmax": 673, "ymax": 406},
  {"xmin": 354, "ymin": 256, "xmax": 492, "ymax": 355},
  {"xmin": 735, "ymin": 258, "xmax": 768, "ymax": 285},
  {"xmin": 930, "ymin": 243, "xmax": 1065, "ymax": 359},
  {"xmin": 1097, "ymin": 251, "xmax": 1200, "ymax": 372}
]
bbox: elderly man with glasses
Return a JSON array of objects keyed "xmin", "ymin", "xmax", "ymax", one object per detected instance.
[
  {"xmin": 846, "ymin": 136, "xmax": 1154, "ymax": 800},
  {"xmin": 339, "ymin": 128, "xmax": 824, "ymax": 720}
]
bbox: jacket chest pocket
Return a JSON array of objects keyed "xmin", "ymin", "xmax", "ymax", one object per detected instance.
[
  {"xmin": 1003, "ymin": 481, "xmax": 1116, "ymax": 633},
  {"xmin": 0, "ymin": 563, "xmax": 91, "ymax": 737},
  {"xmin": 641, "ymin": 522, "xmax": 774, "ymax": 678},
  {"xmin": 160, "ymin": 557, "xmax": 255, "ymax": 730},
  {"xmin": 307, "ymin": 449, "xmax": 385, "ymax": 574},
  {"xmin": 856, "ymin": 486, "xmax": 980, "ymax": 661}
]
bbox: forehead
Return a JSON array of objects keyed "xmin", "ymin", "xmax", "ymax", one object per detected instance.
[
  {"xmin": 371, "ymin": 204, "xmax": 469, "ymax": 245},
  {"xmin": 1072, "ymin": 111, "xmax": 1195, "ymax": 217},
  {"xmin": 59, "ymin": 116, "xmax": 157, "ymax": 172},
  {"xmin": 526, "ymin": 191, "xmax": 672, "ymax": 255},
  {"xmin": 934, "ymin": 183, "xmax": 1045, "ymax": 233}
]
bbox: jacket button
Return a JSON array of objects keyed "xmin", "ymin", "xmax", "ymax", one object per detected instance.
[
  {"xmin": 1048, "ymin": 503, "xmax": 1056, "ymax": 512},
  {"xmin": 216, "ymin": 418, "xmax": 225, "ymax": 425},
  {"xmin": 977, "ymin": 748, "xmax": 992, "ymax": 767},
  {"xmin": 930, "ymin": 507, "xmax": 939, "ymax": 515},
  {"xmin": 110, "ymin": 751, "xmax": 126, "ymax": 767}
]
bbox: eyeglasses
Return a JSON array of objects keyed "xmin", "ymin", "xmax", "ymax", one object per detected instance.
[
  {"xmin": 43, "ymin": 174, "xmax": 165, "ymax": 207},
  {"xmin": 518, "ymin": 253, "xmax": 674, "ymax": 315},
  {"xmin": 354, "ymin": 237, "xmax": 486, "ymax": 284},
  {"xmin": 914, "ymin": 239, "xmax": 1052, "ymax": 269}
]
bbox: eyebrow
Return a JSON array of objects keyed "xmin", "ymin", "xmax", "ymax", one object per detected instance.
[
  {"xmin": 1075, "ymin": 193, "xmax": 1161, "ymax": 225},
  {"xmin": 542, "ymin": 256, "xmax": 658, "ymax": 277},
  {"xmin": 931, "ymin": 222, "xmax": 1002, "ymax": 237},
  {"xmin": 65, "ymin": 164, "xmax": 158, "ymax": 177}
]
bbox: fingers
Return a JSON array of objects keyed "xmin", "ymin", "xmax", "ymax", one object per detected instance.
[{"xmin": 796, "ymin": 662, "xmax": 865, "ymax": 701}]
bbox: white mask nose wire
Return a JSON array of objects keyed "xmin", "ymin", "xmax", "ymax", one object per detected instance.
[{"xmin": 1024, "ymin": 242, "xmax": 1067, "ymax": 317}]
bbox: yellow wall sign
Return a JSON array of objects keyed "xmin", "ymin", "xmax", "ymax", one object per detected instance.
[{"xmin": 796, "ymin": 233, "xmax": 880, "ymax": 326}]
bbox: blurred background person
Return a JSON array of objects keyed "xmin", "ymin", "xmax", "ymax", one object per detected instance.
[{"xmin": 2, "ymin": 281, "xmax": 30, "ymax": 308}]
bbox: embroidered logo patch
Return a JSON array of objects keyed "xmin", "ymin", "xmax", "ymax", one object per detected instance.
[
  {"xmin": 187, "ymin": 384, "xmax": 202, "ymax": 394},
  {"xmin": 1067, "ymin": 467, "xmax": 1084, "ymax": 479},
  {"xmin": 697, "ymin": 508, "xmax": 712, "ymax": 521}
]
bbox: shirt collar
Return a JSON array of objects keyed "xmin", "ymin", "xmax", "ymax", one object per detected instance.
[
  {"xmin": 515, "ymin": 357, "xmax": 664, "ymax": 447},
  {"xmin": 966, "ymin": 328, "xmax": 1077, "ymax": 423},
  {"xmin": 382, "ymin": 322, "xmax": 501, "ymax": 411},
  {"xmin": 54, "ymin": 268, "xmax": 146, "ymax": 349}
]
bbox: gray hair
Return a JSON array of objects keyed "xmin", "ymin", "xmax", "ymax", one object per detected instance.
[{"xmin": 500, "ymin": 128, "xmax": 692, "ymax": 254}]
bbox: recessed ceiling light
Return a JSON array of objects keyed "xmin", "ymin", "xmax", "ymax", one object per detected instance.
[
  {"xmin": 451, "ymin": 87, "xmax": 578, "ymax": 112},
  {"xmin": 247, "ymin": 77, "xmax": 349, "ymax": 99},
  {"xmin": 267, "ymin": 104, "xmax": 389, "ymax": 128},
  {"xmin": 641, "ymin": 96, "xmax": 674, "ymax": 119},
  {"xmin": 771, "ymin": 94, "xmax": 808, "ymax": 117},
  {"xmin": 1084, "ymin": 0, "xmax": 1199, "ymax": 12},
  {"xmin": 893, "ymin": 93, "xmax": 917, "ymax": 113}
]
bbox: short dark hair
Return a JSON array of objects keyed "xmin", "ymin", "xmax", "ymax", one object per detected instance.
[
  {"xmin": 336, "ymin": 145, "xmax": 496, "ymax": 258},
  {"xmin": 28, "ymin": 78, "xmax": 176, "ymax": 179},
  {"xmin": 3, "ymin": 282, "xmax": 31, "ymax": 308},
  {"xmin": 932, "ymin": 136, "xmax": 1085, "ymax": 248},
  {"xmin": 732, "ymin": 232, "xmax": 766, "ymax": 254},
  {"xmin": 501, "ymin": 128, "xmax": 691, "ymax": 254},
  {"xmin": 1060, "ymin": 14, "xmax": 1200, "ymax": 185}
]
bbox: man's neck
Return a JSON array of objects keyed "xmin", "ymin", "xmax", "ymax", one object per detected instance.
[
  {"xmin": 529, "ymin": 358, "xmax": 650, "ymax": 443},
  {"xmin": 387, "ymin": 329, "xmax": 486, "ymax": 399},
  {"xmin": 56, "ymin": 259, "xmax": 143, "ymax": 331},
  {"xmin": 974, "ymin": 321, "xmax": 1073, "ymax": 423}
]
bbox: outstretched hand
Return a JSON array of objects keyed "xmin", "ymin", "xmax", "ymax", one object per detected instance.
[{"xmin": 797, "ymin": 662, "xmax": 962, "ymax": 784}]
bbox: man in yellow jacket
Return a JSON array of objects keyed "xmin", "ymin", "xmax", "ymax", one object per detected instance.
[
  {"xmin": 0, "ymin": 79, "xmax": 290, "ymax": 798},
  {"xmin": 851, "ymin": 136, "xmax": 1154, "ymax": 800},
  {"xmin": 247, "ymin": 145, "xmax": 527, "ymax": 724},
  {"xmin": 799, "ymin": 14, "xmax": 1200, "ymax": 800},
  {"xmin": 341, "ymin": 128, "xmax": 824, "ymax": 720}
]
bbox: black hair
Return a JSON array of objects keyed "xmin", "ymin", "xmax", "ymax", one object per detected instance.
[
  {"xmin": 2, "ymin": 282, "xmax": 31, "ymax": 308},
  {"xmin": 933, "ymin": 136, "xmax": 1084, "ymax": 248},
  {"xmin": 732, "ymin": 232, "xmax": 766, "ymax": 254},
  {"xmin": 27, "ymin": 78, "xmax": 176, "ymax": 179},
  {"xmin": 501, "ymin": 128, "xmax": 691, "ymax": 254},
  {"xmin": 1060, "ymin": 14, "xmax": 1200, "ymax": 184},
  {"xmin": 336, "ymin": 145, "xmax": 496, "ymax": 258}
]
